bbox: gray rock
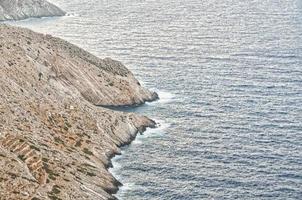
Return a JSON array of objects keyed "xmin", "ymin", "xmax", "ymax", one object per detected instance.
[
  {"xmin": 0, "ymin": 0, "xmax": 65, "ymax": 21},
  {"xmin": 0, "ymin": 24, "xmax": 157, "ymax": 200}
]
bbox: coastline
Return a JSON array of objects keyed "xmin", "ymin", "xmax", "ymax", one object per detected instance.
[
  {"xmin": 3, "ymin": 0, "xmax": 302, "ymax": 199},
  {"xmin": 108, "ymin": 117, "xmax": 170, "ymax": 199},
  {"xmin": 106, "ymin": 119, "xmax": 157, "ymax": 196},
  {"xmin": 0, "ymin": 24, "xmax": 158, "ymax": 200}
]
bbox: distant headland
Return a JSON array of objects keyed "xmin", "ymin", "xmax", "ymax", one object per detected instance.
[{"xmin": 0, "ymin": 0, "xmax": 65, "ymax": 21}]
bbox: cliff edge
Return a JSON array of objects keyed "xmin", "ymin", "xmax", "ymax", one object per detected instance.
[
  {"xmin": 0, "ymin": 0, "xmax": 65, "ymax": 21},
  {"xmin": 0, "ymin": 24, "xmax": 157, "ymax": 200}
]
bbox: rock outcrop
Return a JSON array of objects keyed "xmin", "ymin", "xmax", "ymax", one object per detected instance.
[
  {"xmin": 0, "ymin": 0, "xmax": 66, "ymax": 21},
  {"xmin": 0, "ymin": 24, "xmax": 157, "ymax": 200}
]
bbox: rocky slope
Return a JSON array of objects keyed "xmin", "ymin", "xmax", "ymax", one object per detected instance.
[
  {"xmin": 0, "ymin": 24, "xmax": 158, "ymax": 200},
  {"xmin": 0, "ymin": 0, "xmax": 65, "ymax": 21}
]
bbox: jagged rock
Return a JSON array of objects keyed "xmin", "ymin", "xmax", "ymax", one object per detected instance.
[
  {"xmin": 0, "ymin": 0, "xmax": 66, "ymax": 21},
  {"xmin": 0, "ymin": 24, "xmax": 157, "ymax": 200}
]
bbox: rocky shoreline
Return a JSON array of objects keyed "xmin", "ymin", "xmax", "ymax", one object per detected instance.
[
  {"xmin": 0, "ymin": 24, "xmax": 158, "ymax": 200},
  {"xmin": 0, "ymin": 0, "xmax": 65, "ymax": 21}
]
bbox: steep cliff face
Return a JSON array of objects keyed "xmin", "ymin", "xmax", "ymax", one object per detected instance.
[
  {"xmin": 0, "ymin": 0, "xmax": 65, "ymax": 21},
  {"xmin": 0, "ymin": 25, "xmax": 157, "ymax": 200}
]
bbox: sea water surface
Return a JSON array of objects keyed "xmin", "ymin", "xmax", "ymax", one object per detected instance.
[{"xmin": 8, "ymin": 0, "xmax": 302, "ymax": 199}]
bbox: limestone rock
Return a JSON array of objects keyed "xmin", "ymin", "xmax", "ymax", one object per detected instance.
[
  {"xmin": 0, "ymin": 24, "xmax": 157, "ymax": 200},
  {"xmin": 0, "ymin": 0, "xmax": 66, "ymax": 21}
]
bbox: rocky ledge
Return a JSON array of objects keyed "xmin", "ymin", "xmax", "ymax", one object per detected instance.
[
  {"xmin": 0, "ymin": 0, "xmax": 66, "ymax": 21},
  {"xmin": 0, "ymin": 24, "xmax": 158, "ymax": 200}
]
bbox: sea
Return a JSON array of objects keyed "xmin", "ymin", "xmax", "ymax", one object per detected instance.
[{"xmin": 7, "ymin": 0, "xmax": 302, "ymax": 199}]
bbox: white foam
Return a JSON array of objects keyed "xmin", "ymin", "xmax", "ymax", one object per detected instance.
[
  {"xmin": 132, "ymin": 138, "xmax": 143, "ymax": 144},
  {"xmin": 110, "ymin": 119, "xmax": 170, "ymax": 197},
  {"xmin": 111, "ymin": 158, "xmax": 122, "ymax": 170},
  {"xmin": 148, "ymin": 89, "xmax": 176, "ymax": 104},
  {"xmin": 132, "ymin": 121, "xmax": 168, "ymax": 144},
  {"xmin": 119, "ymin": 182, "xmax": 135, "ymax": 192},
  {"xmin": 146, "ymin": 119, "xmax": 171, "ymax": 135},
  {"xmin": 135, "ymin": 79, "xmax": 176, "ymax": 104},
  {"xmin": 109, "ymin": 156, "xmax": 123, "ymax": 181},
  {"xmin": 110, "ymin": 154, "xmax": 135, "ymax": 200},
  {"xmin": 114, "ymin": 182, "xmax": 135, "ymax": 200},
  {"xmin": 131, "ymin": 119, "xmax": 170, "ymax": 146}
]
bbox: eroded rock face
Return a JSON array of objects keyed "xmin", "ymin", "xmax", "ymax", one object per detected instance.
[
  {"xmin": 0, "ymin": 25, "xmax": 158, "ymax": 106},
  {"xmin": 0, "ymin": 0, "xmax": 66, "ymax": 21},
  {"xmin": 0, "ymin": 24, "xmax": 157, "ymax": 200}
]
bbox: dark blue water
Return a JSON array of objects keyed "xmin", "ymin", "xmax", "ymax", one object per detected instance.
[{"xmin": 9, "ymin": 0, "xmax": 302, "ymax": 199}]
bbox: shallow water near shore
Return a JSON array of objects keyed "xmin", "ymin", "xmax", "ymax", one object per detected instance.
[{"xmin": 8, "ymin": 0, "xmax": 302, "ymax": 199}]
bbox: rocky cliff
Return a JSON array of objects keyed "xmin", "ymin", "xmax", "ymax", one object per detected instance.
[
  {"xmin": 0, "ymin": 24, "xmax": 157, "ymax": 200},
  {"xmin": 0, "ymin": 0, "xmax": 65, "ymax": 21}
]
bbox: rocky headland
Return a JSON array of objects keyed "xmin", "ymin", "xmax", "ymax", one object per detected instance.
[
  {"xmin": 0, "ymin": 0, "xmax": 65, "ymax": 21},
  {"xmin": 0, "ymin": 24, "xmax": 158, "ymax": 200}
]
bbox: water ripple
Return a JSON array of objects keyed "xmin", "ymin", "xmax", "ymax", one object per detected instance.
[{"xmin": 9, "ymin": 0, "xmax": 302, "ymax": 199}]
